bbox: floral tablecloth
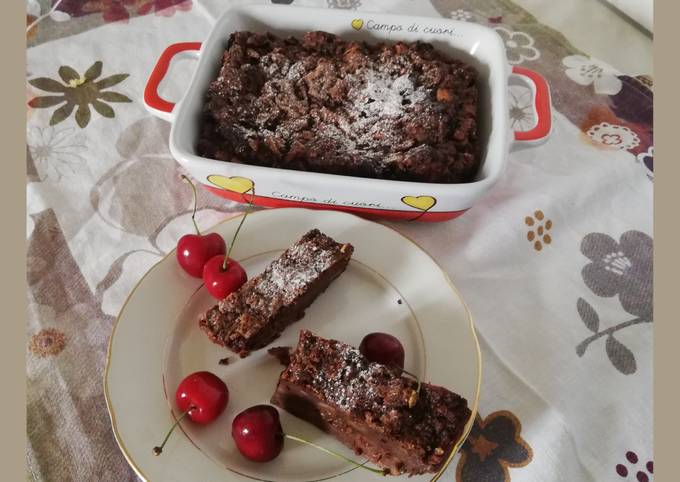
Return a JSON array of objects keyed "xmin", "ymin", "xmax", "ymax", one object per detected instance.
[{"xmin": 26, "ymin": 1, "xmax": 653, "ymax": 481}]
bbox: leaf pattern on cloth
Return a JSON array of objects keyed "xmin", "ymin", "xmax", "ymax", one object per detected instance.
[
  {"xmin": 456, "ymin": 411, "xmax": 532, "ymax": 482},
  {"xmin": 575, "ymin": 230, "xmax": 652, "ymax": 374},
  {"xmin": 90, "ymin": 117, "xmax": 229, "ymax": 239},
  {"xmin": 576, "ymin": 298, "xmax": 599, "ymax": 333},
  {"xmin": 28, "ymin": 61, "xmax": 131, "ymax": 128},
  {"xmin": 26, "ymin": 213, "xmax": 137, "ymax": 480},
  {"xmin": 27, "ymin": 209, "xmax": 93, "ymax": 315},
  {"xmin": 605, "ymin": 335, "xmax": 636, "ymax": 375}
]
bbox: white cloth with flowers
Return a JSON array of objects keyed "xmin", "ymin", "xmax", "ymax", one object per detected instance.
[{"xmin": 26, "ymin": 1, "xmax": 653, "ymax": 481}]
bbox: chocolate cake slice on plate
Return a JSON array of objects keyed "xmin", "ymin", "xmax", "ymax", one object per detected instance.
[
  {"xmin": 271, "ymin": 330, "xmax": 471, "ymax": 476},
  {"xmin": 199, "ymin": 230, "xmax": 353, "ymax": 357}
]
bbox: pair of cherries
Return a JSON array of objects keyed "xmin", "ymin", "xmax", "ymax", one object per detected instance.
[
  {"xmin": 175, "ymin": 175, "xmax": 248, "ymax": 300},
  {"xmin": 154, "ymin": 332, "xmax": 407, "ymax": 473}
]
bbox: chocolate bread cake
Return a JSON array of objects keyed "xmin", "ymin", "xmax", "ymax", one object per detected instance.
[
  {"xmin": 197, "ymin": 31, "xmax": 479, "ymax": 184},
  {"xmin": 271, "ymin": 330, "xmax": 471, "ymax": 475},
  {"xmin": 199, "ymin": 230, "xmax": 353, "ymax": 357}
]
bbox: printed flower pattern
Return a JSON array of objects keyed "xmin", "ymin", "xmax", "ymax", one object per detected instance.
[
  {"xmin": 637, "ymin": 146, "xmax": 653, "ymax": 180},
  {"xmin": 136, "ymin": 0, "xmax": 192, "ymax": 17},
  {"xmin": 456, "ymin": 411, "xmax": 532, "ymax": 482},
  {"xmin": 451, "ymin": 9, "xmax": 473, "ymax": 21},
  {"xmin": 563, "ymin": 55, "xmax": 622, "ymax": 95},
  {"xmin": 608, "ymin": 76, "xmax": 653, "ymax": 127},
  {"xmin": 27, "ymin": 126, "xmax": 87, "ymax": 180},
  {"xmin": 29, "ymin": 328, "xmax": 67, "ymax": 358},
  {"xmin": 582, "ymin": 231, "xmax": 652, "ymax": 318},
  {"xmin": 327, "ymin": 0, "xmax": 361, "ymax": 9},
  {"xmin": 576, "ymin": 230, "xmax": 652, "ymax": 374},
  {"xmin": 509, "ymin": 84, "xmax": 536, "ymax": 131},
  {"xmin": 28, "ymin": 61, "xmax": 131, "ymax": 128},
  {"xmin": 586, "ymin": 122, "xmax": 640, "ymax": 150},
  {"xmin": 27, "ymin": 0, "xmax": 71, "ymax": 24},
  {"xmin": 27, "ymin": 13, "xmax": 39, "ymax": 40},
  {"xmin": 525, "ymin": 210, "xmax": 552, "ymax": 251},
  {"xmin": 635, "ymin": 75, "xmax": 653, "ymax": 91},
  {"xmin": 27, "ymin": 0, "xmax": 41, "ymax": 18},
  {"xmin": 616, "ymin": 451, "xmax": 653, "ymax": 481},
  {"xmin": 494, "ymin": 27, "xmax": 540, "ymax": 65},
  {"xmin": 57, "ymin": 0, "xmax": 192, "ymax": 23},
  {"xmin": 27, "ymin": 82, "xmax": 39, "ymax": 122}
]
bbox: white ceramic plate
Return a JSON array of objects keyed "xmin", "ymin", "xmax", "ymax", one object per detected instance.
[{"xmin": 105, "ymin": 208, "xmax": 481, "ymax": 482}]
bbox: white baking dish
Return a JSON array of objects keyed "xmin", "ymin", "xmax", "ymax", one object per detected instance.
[{"xmin": 144, "ymin": 4, "xmax": 552, "ymax": 222}]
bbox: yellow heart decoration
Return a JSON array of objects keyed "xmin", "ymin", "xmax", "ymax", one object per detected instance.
[
  {"xmin": 401, "ymin": 195, "xmax": 437, "ymax": 211},
  {"xmin": 207, "ymin": 175, "xmax": 254, "ymax": 194},
  {"xmin": 351, "ymin": 18, "xmax": 364, "ymax": 30}
]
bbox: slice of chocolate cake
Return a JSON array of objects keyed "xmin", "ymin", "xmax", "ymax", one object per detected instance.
[
  {"xmin": 199, "ymin": 230, "xmax": 353, "ymax": 357},
  {"xmin": 271, "ymin": 330, "xmax": 471, "ymax": 476}
]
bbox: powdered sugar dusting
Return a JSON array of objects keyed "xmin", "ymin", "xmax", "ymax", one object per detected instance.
[
  {"xmin": 353, "ymin": 71, "xmax": 427, "ymax": 118},
  {"xmin": 254, "ymin": 233, "xmax": 340, "ymax": 305},
  {"xmin": 225, "ymin": 57, "xmax": 432, "ymax": 169},
  {"xmin": 311, "ymin": 343, "xmax": 383, "ymax": 410}
]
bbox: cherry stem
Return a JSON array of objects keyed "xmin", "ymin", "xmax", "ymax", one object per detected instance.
[
  {"xmin": 222, "ymin": 188, "xmax": 254, "ymax": 271},
  {"xmin": 398, "ymin": 367, "xmax": 422, "ymax": 408},
  {"xmin": 153, "ymin": 408, "xmax": 193, "ymax": 456},
  {"xmin": 283, "ymin": 434, "xmax": 387, "ymax": 476},
  {"xmin": 181, "ymin": 175, "xmax": 200, "ymax": 235}
]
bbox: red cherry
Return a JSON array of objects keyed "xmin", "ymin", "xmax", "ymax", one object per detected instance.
[
  {"xmin": 232, "ymin": 405, "xmax": 284, "ymax": 462},
  {"xmin": 359, "ymin": 332, "xmax": 405, "ymax": 370},
  {"xmin": 231, "ymin": 405, "xmax": 387, "ymax": 474},
  {"xmin": 202, "ymin": 255, "xmax": 247, "ymax": 299},
  {"xmin": 175, "ymin": 174, "xmax": 227, "ymax": 278},
  {"xmin": 177, "ymin": 233, "xmax": 226, "ymax": 278},
  {"xmin": 176, "ymin": 371, "xmax": 229, "ymax": 424},
  {"xmin": 154, "ymin": 371, "xmax": 229, "ymax": 455}
]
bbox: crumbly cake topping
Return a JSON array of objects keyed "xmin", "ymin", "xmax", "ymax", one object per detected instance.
[
  {"xmin": 197, "ymin": 31, "xmax": 480, "ymax": 183},
  {"xmin": 282, "ymin": 330, "xmax": 470, "ymax": 453},
  {"xmin": 287, "ymin": 331, "xmax": 413, "ymax": 414},
  {"xmin": 264, "ymin": 241, "xmax": 338, "ymax": 299},
  {"xmin": 218, "ymin": 230, "xmax": 350, "ymax": 324},
  {"xmin": 249, "ymin": 231, "xmax": 343, "ymax": 305}
]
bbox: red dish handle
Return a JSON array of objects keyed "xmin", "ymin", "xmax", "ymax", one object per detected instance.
[
  {"xmin": 511, "ymin": 66, "xmax": 552, "ymax": 144},
  {"xmin": 144, "ymin": 42, "xmax": 202, "ymax": 120}
]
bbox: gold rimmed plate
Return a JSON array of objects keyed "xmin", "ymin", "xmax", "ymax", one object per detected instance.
[{"xmin": 104, "ymin": 207, "xmax": 481, "ymax": 481}]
